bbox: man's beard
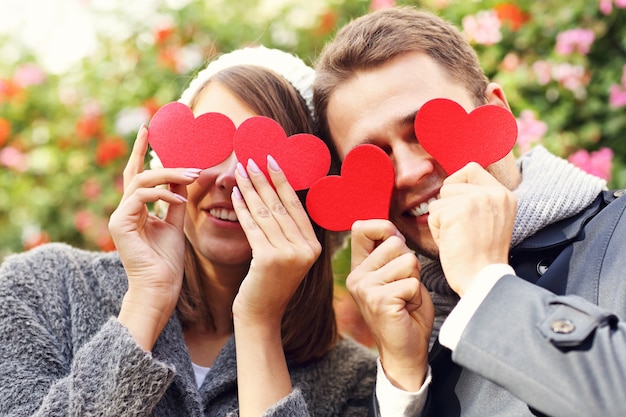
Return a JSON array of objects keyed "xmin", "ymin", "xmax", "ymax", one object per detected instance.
[{"xmin": 401, "ymin": 230, "xmax": 440, "ymax": 261}]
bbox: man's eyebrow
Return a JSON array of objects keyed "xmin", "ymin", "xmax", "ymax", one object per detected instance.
[
  {"xmin": 355, "ymin": 109, "xmax": 420, "ymax": 147},
  {"xmin": 401, "ymin": 109, "xmax": 419, "ymax": 127}
]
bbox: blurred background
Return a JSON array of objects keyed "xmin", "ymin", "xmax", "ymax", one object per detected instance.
[{"xmin": 1, "ymin": 0, "xmax": 625, "ymax": 346}]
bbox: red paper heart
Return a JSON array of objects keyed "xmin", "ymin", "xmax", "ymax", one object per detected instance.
[
  {"xmin": 306, "ymin": 144, "xmax": 395, "ymax": 232},
  {"xmin": 233, "ymin": 116, "xmax": 330, "ymax": 191},
  {"xmin": 414, "ymin": 98, "xmax": 517, "ymax": 174},
  {"xmin": 148, "ymin": 102, "xmax": 235, "ymax": 169}
]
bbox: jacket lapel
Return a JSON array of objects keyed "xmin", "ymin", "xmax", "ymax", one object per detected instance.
[
  {"xmin": 152, "ymin": 313, "xmax": 204, "ymax": 416},
  {"xmin": 200, "ymin": 335, "xmax": 238, "ymax": 403}
]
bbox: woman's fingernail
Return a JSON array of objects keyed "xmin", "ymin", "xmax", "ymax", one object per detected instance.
[
  {"xmin": 232, "ymin": 186, "xmax": 243, "ymax": 200},
  {"xmin": 136, "ymin": 124, "xmax": 147, "ymax": 138},
  {"xmin": 267, "ymin": 155, "xmax": 281, "ymax": 172},
  {"xmin": 236, "ymin": 162, "xmax": 248, "ymax": 178},
  {"xmin": 247, "ymin": 158, "xmax": 261, "ymax": 174},
  {"xmin": 183, "ymin": 169, "xmax": 201, "ymax": 178},
  {"xmin": 174, "ymin": 193, "xmax": 188, "ymax": 203}
]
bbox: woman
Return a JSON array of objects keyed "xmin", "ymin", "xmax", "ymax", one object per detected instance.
[{"xmin": 0, "ymin": 46, "xmax": 376, "ymax": 416}]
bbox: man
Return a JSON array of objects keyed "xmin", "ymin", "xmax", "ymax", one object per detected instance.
[{"xmin": 313, "ymin": 6, "xmax": 626, "ymax": 417}]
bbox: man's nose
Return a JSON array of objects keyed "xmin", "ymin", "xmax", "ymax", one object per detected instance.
[{"xmin": 393, "ymin": 145, "xmax": 435, "ymax": 189}]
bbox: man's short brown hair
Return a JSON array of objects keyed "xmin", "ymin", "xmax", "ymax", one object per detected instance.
[{"xmin": 314, "ymin": 6, "xmax": 489, "ymax": 155}]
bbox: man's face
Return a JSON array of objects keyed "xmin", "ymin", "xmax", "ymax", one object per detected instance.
[{"xmin": 326, "ymin": 51, "xmax": 479, "ymax": 258}]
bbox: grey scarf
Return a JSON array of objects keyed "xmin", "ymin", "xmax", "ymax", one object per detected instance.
[{"xmin": 422, "ymin": 146, "xmax": 607, "ymax": 347}]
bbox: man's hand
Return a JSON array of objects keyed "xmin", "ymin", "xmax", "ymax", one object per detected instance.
[
  {"xmin": 347, "ymin": 219, "xmax": 434, "ymax": 391},
  {"xmin": 428, "ymin": 162, "xmax": 517, "ymax": 296}
]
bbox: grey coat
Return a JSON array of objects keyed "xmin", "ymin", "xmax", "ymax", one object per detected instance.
[
  {"xmin": 0, "ymin": 243, "xmax": 376, "ymax": 416},
  {"xmin": 423, "ymin": 191, "xmax": 626, "ymax": 417}
]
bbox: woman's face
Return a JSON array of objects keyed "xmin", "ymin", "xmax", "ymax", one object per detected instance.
[{"xmin": 183, "ymin": 81, "xmax": 257, "ymax": 267}]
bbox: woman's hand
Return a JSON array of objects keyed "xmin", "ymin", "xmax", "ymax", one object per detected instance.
[
  {"xmin": 109, "ymin": 125, "xmax": 200, "ymax": 351},
  {"xmin": 231, "ymin": 155, "xmax": 321, "ymax": 417},
  {"xmin": 231, "ymin": 156, "xmax": 321, "ymax": 324}
]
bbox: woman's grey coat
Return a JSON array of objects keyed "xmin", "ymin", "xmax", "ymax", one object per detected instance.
[{"xmin": 0, "ymin": 243, "xmax": 376, "ymax": 416}]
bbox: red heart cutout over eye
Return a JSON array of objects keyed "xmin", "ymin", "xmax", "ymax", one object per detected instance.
[
  {"xmin": 414, "ymin": 98, "xmax": 517, "ymax": 175},
  {"xmin": 306, "ymin": 144, "xmax": 395, "ymax": 232},
  {"xmin": 233, "ymin": 116, "xmax": 330, "ymax": 191},
  {"xmin": 148, "ymin": 102, "xmax": 235, "ymax": 169}
]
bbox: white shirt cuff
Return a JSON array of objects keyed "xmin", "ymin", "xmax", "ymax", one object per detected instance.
[
  {"xmin": 439, "ymin": 263, "xmax": 515, "ymax": 350},
  {"xmin": 376, "ymin": 357, "xmax": 431, "ymax": 417}
]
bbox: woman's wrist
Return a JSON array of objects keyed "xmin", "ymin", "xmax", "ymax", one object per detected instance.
[
  {"xmin": 231, "ymin": 289, "xmax": 288, "ymax": 328},
  {"xmin": 234, "ymin": 309, "xmax": 292, "ymax": 417},
  {"xmin": 232, "ymin": 307, "xmax": 284, "ymax": 332},
  {"xmin": 118, "ymin": 289, "xmax": 176, "ymax": 351}
]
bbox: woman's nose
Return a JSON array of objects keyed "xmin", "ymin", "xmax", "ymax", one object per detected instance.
[{"xmin": 215, "ymin": 153, "xmax": 238, "ymax": 190}]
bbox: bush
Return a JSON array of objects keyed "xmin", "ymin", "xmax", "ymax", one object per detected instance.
[{"xmin": 1, "ymin": 0, "xmax": 625, "ymax": 259}]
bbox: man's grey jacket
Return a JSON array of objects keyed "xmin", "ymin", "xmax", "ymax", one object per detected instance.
[{"xmin": 421, "ymin": 190, "xmax": 626, "ymax": 417}]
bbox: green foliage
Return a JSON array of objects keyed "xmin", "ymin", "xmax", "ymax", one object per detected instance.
[{"xmin": 1, "ymin": 0, "xmax": 625, "ymax": 259}]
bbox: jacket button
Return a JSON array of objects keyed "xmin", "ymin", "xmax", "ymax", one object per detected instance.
[
  {"xmin": 614, "ymin": 189, "xmax": 626, "ymax": 198},
  {"xmin": 551, "ymin": 319, "xmax": 575, "ymax": 334},
  {"xmin": 536, "ymin": 259, "xmax": 552, "ymax": 275}
]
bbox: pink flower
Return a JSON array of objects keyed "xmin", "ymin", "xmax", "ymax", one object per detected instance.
[
  {"xmin": 600, "ymin": 0, "xmax": 626, "ymax": 15},
  {"xmin": 551, "ymin": 63, "xmax": 589, "ymax": 91},
  {"xmin": 370, "ymin": 0, "xmax": 395, "ymax": 10},
  {"xmin": 600, "ymin": 0, "xmax": 613, "ymax": 14},
  {"xmin": 609, "ymin": 65, "xmax": 626, "ymax": 108},
  {"xmin": 568, "ymin": 147, "xmax": 613, "ymax": 182},
  {"xmin": 532, "ymin": 60, "xmax": 552, "ymax": 85},
  {"xmin": 609, "ymin": 84, "xmax": 626, "ymax": 108},
  {"xmin": 74, "ymin": 210, "xmax": 95, "ymax": 232},
  {"xmin": 532, "ymin": 60, "xmax": 590, "ymax": 93},
  {"xmin": 462, "ymin": 10, "xmax": 502, "ymax": 46},
  {"xmin": 0, "ymin": 146, "xmax": 28, "ymax": 172},
  {"xmin": 13, "ymin": 64, "xmax": 46, "ymax": 88},
  {"xmin": 555, "ymin": 29, "xmax": 595, "ymax": 55},
  {"xmin": 73, "ymin": 211, "xmax": 116, "ymax": 251},
  {"xmin": 81, "ymin": 179, "xmax": 101, "ymax": 200},
  {"xmin": 500, "ymin": 52, "xmax": 521, "ymax": 72},
  {"xmin": 516, "ymin": 110, "xmax": 547, "ymax": 154}
]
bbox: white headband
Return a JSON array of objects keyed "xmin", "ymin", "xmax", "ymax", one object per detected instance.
[
  {"xmin": 179, "ymin": 45, "xmax": 315, "ymax": 118},
  {"xmin": 149, "ymin": 45, "xmax": 315, "ymax": 171}
]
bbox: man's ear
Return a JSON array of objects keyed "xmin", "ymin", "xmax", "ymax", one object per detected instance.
[{"xmin": 485, "ymin": 83, "xmax": 511, "ymax": 111}]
